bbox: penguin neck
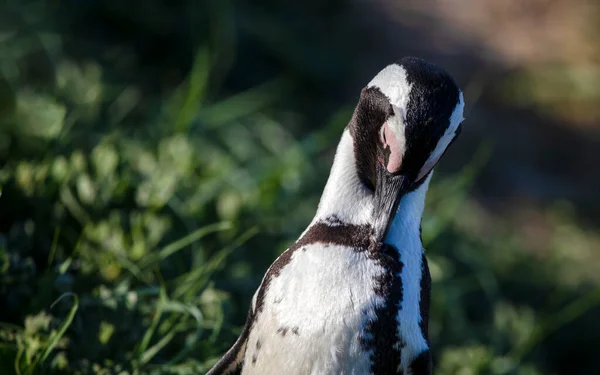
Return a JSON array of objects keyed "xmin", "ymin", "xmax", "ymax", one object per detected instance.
[
  {"xmin": 313, "ymin": 127, "xmax": 432, "ymax": 249},
  {"xmin": 384, "ymin": 173, "xmax": 432, "ymax": 250},
  {"xmin": 313, "ymin": 128, "xmax": 375, "ymax": 226}
]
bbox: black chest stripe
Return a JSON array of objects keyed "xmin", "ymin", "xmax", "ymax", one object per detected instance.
[
  {"xmin": 361, "ymin": 243, "xmax": 404, "ymax": 373},
  {"xmin": 419, "ymin": 252, "xmax": 431, "ymax": 341}
]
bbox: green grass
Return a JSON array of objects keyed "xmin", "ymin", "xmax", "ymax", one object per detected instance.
[{"xmin": 1, "ymin": 1, "xmax": 600, "ymax": 374}]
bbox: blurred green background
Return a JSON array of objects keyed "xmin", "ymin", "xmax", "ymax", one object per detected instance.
[{"xmin": 1, "ymin": 0, "xmax": 599, "ymax": 374}]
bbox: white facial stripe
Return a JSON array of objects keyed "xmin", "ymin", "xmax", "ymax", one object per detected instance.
[
  {"xmin": 417, "ymin": 91, "xmax": 465, "ymax": 181},
  {"xmin": 367, "ymin": 64, "xmax": 412, "ymax": 117},
  {"xmin": 386, "ymin": 110, "xmax": 406, "ymax": 152},
  {"xmin": 368, "ymin": 64, "xmax": 412, "ymax": 173}
]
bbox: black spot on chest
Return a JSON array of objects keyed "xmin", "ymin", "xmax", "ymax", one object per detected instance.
[
  {"xmin": 250, "ymin": 338, "xmax": 262, "ymax": 366},
  {"xmin": 276, "ymin": 326, "xmax": 299, "ymax": 337}
]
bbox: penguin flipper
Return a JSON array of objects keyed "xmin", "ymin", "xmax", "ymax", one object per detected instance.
[
  {"xmin": 405, "ymin": 349, "xmax": 432, "ymax": 375},
  {"xmin": 206, "ymin": 307, "xmax": 253, "ymax": 375}
]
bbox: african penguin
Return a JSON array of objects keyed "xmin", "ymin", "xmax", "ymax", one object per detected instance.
[{"xmin": 207, "ymin": 57, "xmax": 465, "ymax": 375}]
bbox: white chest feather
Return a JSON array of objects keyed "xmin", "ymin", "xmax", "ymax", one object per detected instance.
[
  {"xmin": 243, "ymin": 244, "xmax": 384, "ymax": 375},
  {"xmin": 385, "ymin": 173, "xmax": 432, "ymax": 369}
]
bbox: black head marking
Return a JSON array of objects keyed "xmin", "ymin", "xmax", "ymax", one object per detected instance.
[
  {"xmin": 349, "ymin": 86, "xmax": 395, "ymax": 191},
  {"xmin": 398, "ymin": 56, "xmax": 462, "ymax": 181}
]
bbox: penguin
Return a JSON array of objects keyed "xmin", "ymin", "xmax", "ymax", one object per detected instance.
[{"xmin": 207, "ymin": 57, "xmax": 465, "ymax": 375}]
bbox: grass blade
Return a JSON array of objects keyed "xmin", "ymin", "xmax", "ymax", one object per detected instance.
[
  {"xmin": 139, "ymin": 221, "xmax": 232, "ymax": 269},
  {"xmin": 25, "ymin": 293, "xmax": 79, "ymax": 374}
]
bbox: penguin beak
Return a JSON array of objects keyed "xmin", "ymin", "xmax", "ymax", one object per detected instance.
[{"xmin": 372, "ymin": 164, "xmax": 411, "ymax": 243}]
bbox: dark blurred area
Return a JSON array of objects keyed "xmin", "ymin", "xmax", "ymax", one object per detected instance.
[{"xmin": 0, "ymin": 0, "xmax": 598, "ymax": 374}]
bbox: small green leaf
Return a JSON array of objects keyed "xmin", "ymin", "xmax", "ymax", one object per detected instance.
[
  {"xmin": 98, "ymin": 321, "xmax": 115, "ymax": 344},
  {"xmin": 16, "ymin": 91, "xmax": 66, "ymax": 140}
]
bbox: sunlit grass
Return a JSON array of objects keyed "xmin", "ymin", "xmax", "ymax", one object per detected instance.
[{"xmin": 1, "ymin": 1, "xmax": 600, "ymax": 374}]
